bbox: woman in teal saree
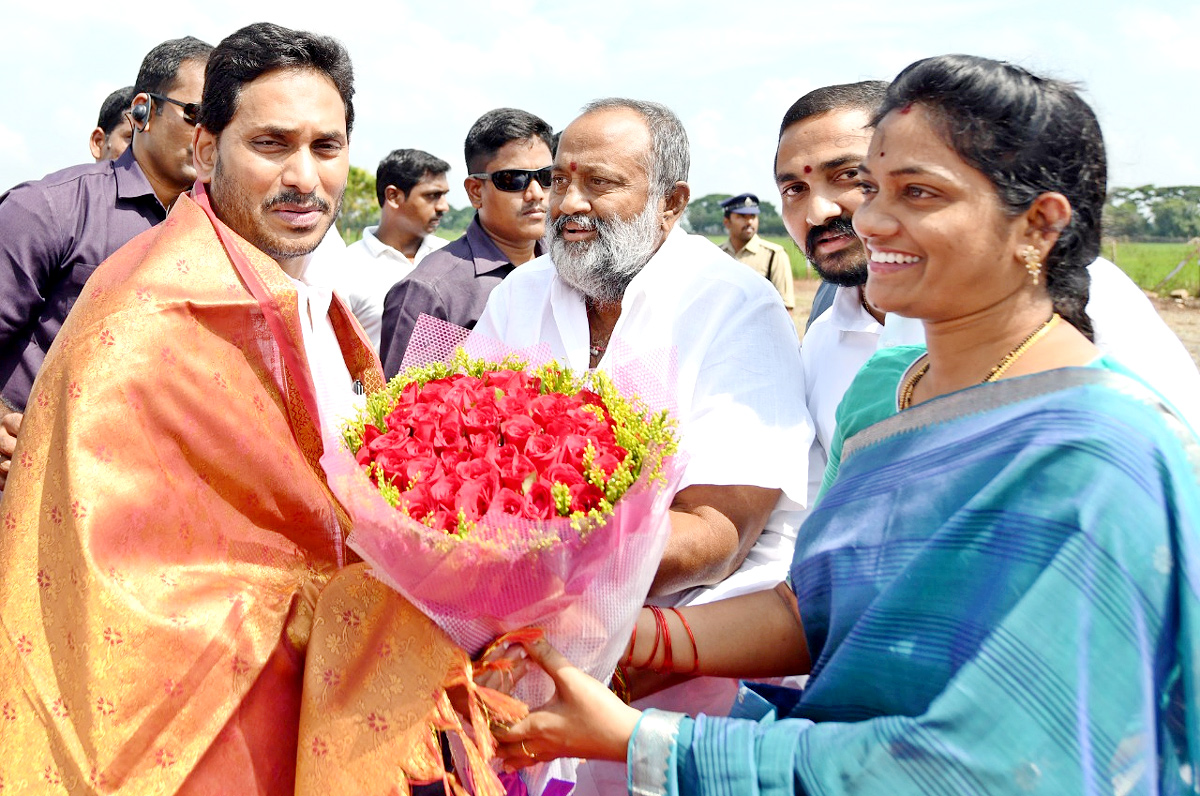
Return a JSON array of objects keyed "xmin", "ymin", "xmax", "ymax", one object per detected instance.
[{"xmin": 487, "ymin": 55, "xmax": 1200, "ymax": 795}]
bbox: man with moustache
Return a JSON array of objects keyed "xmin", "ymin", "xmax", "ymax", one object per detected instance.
[
  {"xmin": 778, "ymin": 82, "xmax": 1199, "ymax": 481},
  {"xmin": 0, "ymin": 23, "xmax": 488, "ymax": 794},
  {"xmin": 379, "ymin": 109, "xmax": 552, "ymax": 375},
  {"xmin": 0, "ymin": 36, "xmax": 210, "ymax": 420},
  {"xmin": 718, "ymin": 192, "xmax": 794, "ymax": 309},
  {"xmin": 476, "ymin": 102, "xmax": 812, "ymax": 783}
]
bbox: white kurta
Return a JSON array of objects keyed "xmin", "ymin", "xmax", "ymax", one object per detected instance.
[
  {"xmin": 307, "ymin": 225, "xmax": 449, "ymax": 353},
  {"xmin": 477, "ymin": 227, "xmax": 814, "ymax": 746}
]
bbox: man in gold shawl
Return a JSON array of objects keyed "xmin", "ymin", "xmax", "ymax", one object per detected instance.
[{"xmin": 0, "ymin": 23, "xmax": 512, "ymax": 796}]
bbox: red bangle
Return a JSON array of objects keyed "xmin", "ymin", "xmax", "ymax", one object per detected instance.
[
  {"xmin": 650, "ymin": 606, "xmax": 673, "ymax": 674},
  {"xmin": 624, "ymin": 615, "xmax": 639, "ymax": 667},
  {"xmin": 670, "ymin": 607, "xmax": 699, "ymax": 675},
  {"xmin": 642, "ymin": 608, "xmax": 661, "ymax": 670}
]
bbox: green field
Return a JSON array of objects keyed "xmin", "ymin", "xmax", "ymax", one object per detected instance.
[
  {"xmin": 1100, "ymin": 241, "xmax": 1199, "ymax": 294},
  {"xmin": 711, "ymin": 235, "xmax": 1199, "ymax": 294}
]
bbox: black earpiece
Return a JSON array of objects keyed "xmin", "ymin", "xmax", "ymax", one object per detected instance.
[{"xmin": 130, "ymin": 100, "xmax": 150, "ymax": 127}]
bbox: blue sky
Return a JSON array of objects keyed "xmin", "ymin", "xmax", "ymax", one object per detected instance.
[{"xmin": 3, "ymin": 0, "xmax": 1196, "ymax": 214}]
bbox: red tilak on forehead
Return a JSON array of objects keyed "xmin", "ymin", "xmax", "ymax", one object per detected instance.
[
  {"xmin": 570, "ymin": 162, "xmax": 577, "ymax": 171},
  {"xmin": 803, "ymin": 165, "xmax": 812, "ymax": 174}
]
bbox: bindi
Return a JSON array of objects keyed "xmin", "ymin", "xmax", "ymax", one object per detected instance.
[
  {"xmin": 803, "ymin": 165, "xmax": 812, "ymax": 174},
  {"xmin": 569, "ymin": 162, "xmax": 577, "ymax": 171}
]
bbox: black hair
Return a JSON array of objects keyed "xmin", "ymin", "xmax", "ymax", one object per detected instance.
[
  {"xmin": 197, "ymin": 22, "xmax": 355, "ymax": 137},
  {"xmin": 133, "ymin": 37, "xmax": 213, "ymax": 115},
  {"xmin": 375, "ymin": 149, "xmax": 451, "ymax": 205},
  {"xmin": 463, "ymin": 108, "xmax": 553, "ymax": 175},
  {"xmin": 97, "ymin": 86, "xmax": 136, "ymax": 134},
  {"xmin": 875, "ymin": 55, "xmax": 1104, "ymax": 340},
  {"xmin": 779, "ymin": 81, "xmax": 890, "ymax": 138}
]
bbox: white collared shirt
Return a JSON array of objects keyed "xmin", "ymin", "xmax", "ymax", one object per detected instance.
[
  {"xmin": 307, "ymin": 225, "xmax": 450, "ymax": 352},
  {"xmin": 286, "ymin": 262, "xmax": 366, "ymax": 443},
  {"xmin": 477, "ymin": 226, "xmax": 814, "ymax": 604}
]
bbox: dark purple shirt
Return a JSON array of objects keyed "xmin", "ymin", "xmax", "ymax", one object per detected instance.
[
  {"xmin": 0, "ymin": 147, "xmax": 165, "ymax": 410},
  {"xmin": 379, "ymin": 215, "xmax": 544, "ymax": 378}
]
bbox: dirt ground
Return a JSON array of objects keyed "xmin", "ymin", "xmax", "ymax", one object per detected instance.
[{"xmin": 791, "ymin": 279, "xmax": 1200, "ymax": 368}]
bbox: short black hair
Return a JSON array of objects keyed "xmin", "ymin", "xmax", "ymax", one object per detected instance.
[
  {"xmin": 779, "ymin": 81, "xmax": 889, "ymax": 138},
  {"xmin": 133, "ymin": 36, "xmax": 213, "ymax": 113},
  {"xmin": 463, "ymin": 108, "xmax": 553, "ymax": 174},
  {"xmin": 197, "ymin": 22, "xmax": 355, "ymax": 138},
  {"xmin": 375, "ymin": 149, "xmax": 451, "ymax": 205},
  {"xmin": 877, "ymin": 54, "xmax": 1105, "ymax": 340},
  {"xmin": 97, "ymin": 86, "xmax": 136, "ymax": 134}
]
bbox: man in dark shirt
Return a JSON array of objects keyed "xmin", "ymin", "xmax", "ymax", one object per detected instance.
[
  {"xmin": 379, "ymin": 108, "xmax": 553, "ymax": 377},
  {"xmin": 0, "ymin": 36, "xmax": 212, "ymax": 415}
]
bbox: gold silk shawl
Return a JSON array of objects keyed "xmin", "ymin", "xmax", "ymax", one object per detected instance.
[{"xmin": 0, "ymin": 192, "xmax": 508, "ymax": 794}]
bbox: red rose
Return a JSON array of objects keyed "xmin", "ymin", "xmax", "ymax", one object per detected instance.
[
  {"xmin": 463, "ymin": 401, "xmax": 501, "ymax": 435},
  {"xmin": 400, "ymin": 436, "xmax": 434, "ymax": 459},
  {"xmin": 523, "ymin": 433, "xmax": 561, "ymax": 471},
  {"xmin": 498, "ymin": 392, "xmax": 532, "ymax": 417},
  {"xmin": 544, "ymin": 462, "xmax": 585, "ymax": 487},
  {"xmin": 362, "ymin": 424, "xmax": 384, "ymax": 447},
  {"xmin": 439, "ymin": 448, "xmax": 470, "ymax": 471},
  {"xmin": 494, "ymin": 447, "xmax": 537, "ymax": 492},
  {"xmin": 556, "ymin": 434, "xmax": 594, "ymax": 470},
  {"xmin": 416, "ymin": 377, "xmax": 453, "ymax": 404},
  {"xmin": 522, "ymin": 480, "xmax": 556, "ymax": 520},
  {"xmin": 456, "ymin": 458, "xmax": 500, "ymax": 484},
  {"xmin": 569, "ymin": 482, "xmax": 605, "ymax": 513},
  {"xmin": 429, "ymin": 474, "xmax": 463, "ymax": 509},
  {"xmin": 456, "ymin": 477, "xmax": 497, "ymax": 521},
  {"xmin": 528, "ymin": 393, "xmax": 570, "ymax": 427},
  {"xmin": 467, "ymin": 432, "xmax": 499, "ymax": 461},
  {"xmin": 401, "ymin": 456, "xmax": 443, "ymax": 487},
  {"xmin": 367, "ymin": 428, "xmax": 407, "ymax": 455},
  {"xmin": 398, "ymin": 485, "xmax": 433, "ymax": 520},
  {"xmin": 544, "ymin": 415, "xmax": 586, "ymax": 438},
  {"xmin": 433, "ymin": 415, "xmax": 465, "ymax": 451},
  {"xmin": 493, "ymin": 488, "xmax": 525, "ymax": 516},
  {"xmin": 408, "ymin": 403, "xmax": 440, "ymax": 443},
  {"xmin": 592, "ymin": 452, "xmax": 622, "ymax": 477},
  {"xmin": 373, "ymin": 448, "xmax": 409, "ymax": 485},
  {"xmin": 501, "ymin": 415, "xmax": 539, "ymax": 451},
  {"xmin": 483, "ymin": 369, "xmax": 533, "ymax": 395}
]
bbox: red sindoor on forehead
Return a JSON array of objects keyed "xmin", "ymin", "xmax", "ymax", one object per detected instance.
[
  {"xmin": 803, "ymin": 165, "xmax": 812, "ymax": 174},
  {"xmin": 569, "ymin": 162, "xmax": 577, "ymax": 171}
]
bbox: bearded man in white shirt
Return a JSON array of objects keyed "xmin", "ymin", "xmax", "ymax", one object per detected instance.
[{"xmin": 476, "ymin": 101, "xmax": 814, "ymax": 771}]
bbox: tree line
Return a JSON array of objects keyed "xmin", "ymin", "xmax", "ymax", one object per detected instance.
[
  {"xmin": 340, "ymin": 170, "xmax": 1200, "ymax": 246},
  {"xmin": 1104, "ymin": 185, "xmax": 1200, "ymax": 240}
]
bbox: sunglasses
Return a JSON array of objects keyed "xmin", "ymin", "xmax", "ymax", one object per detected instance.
[
  {"xmin": 149, "ymin": 93, "xmax": 201, "ymax": 126},
  {"xmin": 468, "ymin": 166, "xmax": 553, "ymax": 192}
]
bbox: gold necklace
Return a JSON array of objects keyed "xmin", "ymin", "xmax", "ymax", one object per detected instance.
[{"xmin": 899, "ymin": 314, "xmax": 1061, "ymax": 410}]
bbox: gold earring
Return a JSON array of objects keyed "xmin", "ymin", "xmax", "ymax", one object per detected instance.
[{"xmin": 1022, "ymin": 245, "xmax": 1042, "ymax": 286}]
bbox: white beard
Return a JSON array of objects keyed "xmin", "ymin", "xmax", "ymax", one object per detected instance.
[{"xmin": 548, "ymin": 197, "xmax": 662, "ymax": 304}]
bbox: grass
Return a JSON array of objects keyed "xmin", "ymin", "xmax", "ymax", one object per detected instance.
[
  {"xmin": 713, "ymin": 235, "xmax": 1200, "ymax": 294},
  {"xmin": 1101, "ymin": 240, "xmax": 1199, "ymax": 295}
]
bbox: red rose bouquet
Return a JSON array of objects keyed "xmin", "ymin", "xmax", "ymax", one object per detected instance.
[
  {"xmin": 349, "ymin": 355, "xmax": 666, "ymax": 538},
  {"xmin": 320, "ymin": 329, "xmax": 682, "ymax": 725}
]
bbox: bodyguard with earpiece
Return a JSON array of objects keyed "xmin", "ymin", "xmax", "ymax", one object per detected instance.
[{"xmin": 0, "ymin": 36, "xmax": 212, "ymax": 434}]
